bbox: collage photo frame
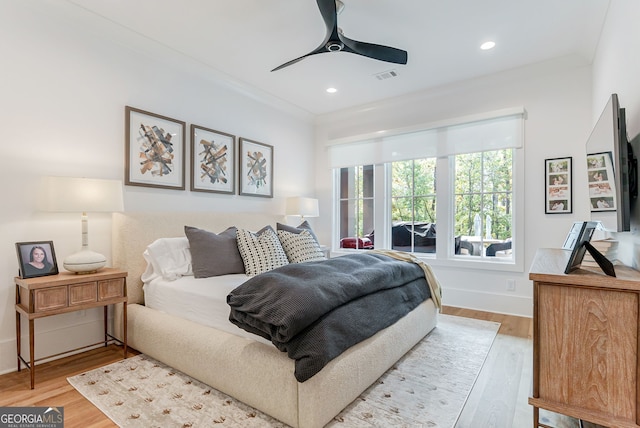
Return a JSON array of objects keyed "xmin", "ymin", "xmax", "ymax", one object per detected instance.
[{"xmin": 545, "ymin": 157, "xmax": 572, "ymax": 214}]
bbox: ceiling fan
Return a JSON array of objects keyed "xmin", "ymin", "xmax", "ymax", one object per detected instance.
[{"xmin": 271, "ymin": 0, "xmax": 408, "ymax": 72}]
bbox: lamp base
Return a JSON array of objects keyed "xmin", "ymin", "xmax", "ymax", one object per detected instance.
[{"xmin": 64, "ymin": 248, "xmax": 107, "ymax": 274}]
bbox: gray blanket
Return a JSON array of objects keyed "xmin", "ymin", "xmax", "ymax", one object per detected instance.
[{"xmin": 227, "ymin": 253, "xmax": 432, "ymax": 382}]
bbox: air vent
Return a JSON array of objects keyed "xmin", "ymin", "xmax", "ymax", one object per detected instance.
[{"xmin": 374, "ymin": 70, "xmax": 399, "ymax": 80}]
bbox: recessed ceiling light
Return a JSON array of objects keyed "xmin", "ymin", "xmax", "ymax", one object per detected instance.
[
  {"xmin": 326, "ymin": 87, "xmax": 337, "ymax": 94},
  {"xmin": 480, "ymin": 41, "xmax": 496, "ymax": 50}
]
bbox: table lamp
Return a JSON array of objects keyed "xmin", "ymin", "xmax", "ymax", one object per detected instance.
[
  {"xmin": 41, "ymin": 176, "xmax": 124, "ymax": 273},
  {"xmin": 285, "ymin": 197, "xmax": 319, "ymax": 220}
]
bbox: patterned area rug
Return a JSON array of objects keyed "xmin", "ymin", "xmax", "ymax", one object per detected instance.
[{"xmin": 68, "ymin": 314, "xmax": 499, "ymax": 427}]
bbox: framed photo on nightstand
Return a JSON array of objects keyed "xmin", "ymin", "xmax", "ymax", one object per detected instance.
[{"xmin": 15, "ymin": 241, "xmax": 59, "ymax": 279}]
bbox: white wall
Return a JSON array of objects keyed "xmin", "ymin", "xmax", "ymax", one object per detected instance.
[
  {"xmin": 314, "ymin": 56, "xmax": 595, "ymax": 317},
  {"xmin": 591, "ymin": 0, "xmax": 640, "ymax": 268},
  {"xmin": 0, "ymin": 2, "xmax": 315, "ymax": 374}
]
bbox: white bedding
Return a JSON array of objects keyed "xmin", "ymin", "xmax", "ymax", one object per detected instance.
[{"xmin": 143, "ymin": 274, "xmax": 273, "ymax": 345}]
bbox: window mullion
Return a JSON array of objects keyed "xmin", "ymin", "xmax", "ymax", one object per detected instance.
[{"xmin": 435, "ymin": 156, "xmax": 452, "ymax": 258}]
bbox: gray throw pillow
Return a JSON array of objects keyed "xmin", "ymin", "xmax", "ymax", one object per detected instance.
[
  {"xmin": 276, "ymin": 220, "xmax": 319, "ymax": 244},
  {"xmin": 184, "ymin": 225, "xmax": 245, "ymax": 278}
]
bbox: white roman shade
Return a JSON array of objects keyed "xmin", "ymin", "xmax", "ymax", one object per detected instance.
[{"xmin": 327, "ymin": 108, "xmax": 525, "ymax": 168}]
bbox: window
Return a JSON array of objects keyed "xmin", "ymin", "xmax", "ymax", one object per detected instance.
[
  {"xmin": 391, "ymin": 158, "xmax": 437, "ymax": 253},
  {"xmin": 338, "ymin": 165, "xmax": 374, "ymax": 249},
  {"xmin": 454, "ymin": 150, "xmax": 513, "ymax": 258},
  {"xmin": 329, "ymin": 108, "xmax": 523, "ymax": 267}
]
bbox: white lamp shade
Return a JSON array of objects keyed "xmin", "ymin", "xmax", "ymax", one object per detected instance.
[
  {"xmin": 41, "ymin": 176, "xmax": 124, "ymax": 213},
  {"xmin": 286, "ymin": 197, "xmax": 319, "ymax": 218},
  {"xmin": 40, "ymin": 176, "xmax": 123, "ymax": 273}
]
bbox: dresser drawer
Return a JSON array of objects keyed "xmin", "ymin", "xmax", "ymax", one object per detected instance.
[
  {"xmin": 69, "ymin": 282, "xmax": 97, "ymax": 306},
  {"xmin": 34, "ymin": 286, "xmax": 67, "ymax": 312},
  {"xmin": 98, "ymin": 278, "xmax": 125, "ymax": 301}
]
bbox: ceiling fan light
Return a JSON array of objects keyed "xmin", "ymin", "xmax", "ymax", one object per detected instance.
[{"xmin": 326, "ymin": 41, "xmax": 344, "ymax": 52}]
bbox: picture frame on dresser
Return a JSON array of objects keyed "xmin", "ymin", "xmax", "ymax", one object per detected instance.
[
  {"xmin": 190, "ymin": 124, "xmax": 236, "ymax": 194},
  {"xmin": 563, "ymin": 221, "xmax": 616, "ymax": 277},
  {"xmin": 15, "ymin": 241, "xmax": 58, "ymax": 279},
  {"xmin": 239, "ymin": 137, "xmax": 273, "ymax": 198},
  {"xmin": 544, "ymin": 157, "xmax": 572, "ymax": 214},
  {"xmin": 125, "ymin": 106, "xmax": 186, "ymax": 190}
]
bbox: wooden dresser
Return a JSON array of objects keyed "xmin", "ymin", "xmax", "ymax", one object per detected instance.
[{"xmin": 529, "ymin": 248, "xmax": 640, "ymax": 428}]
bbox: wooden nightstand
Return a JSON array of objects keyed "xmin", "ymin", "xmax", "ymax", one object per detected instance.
[{"xmin": 15, "ymin": 268, "xmax": 128, "ymax": 389}]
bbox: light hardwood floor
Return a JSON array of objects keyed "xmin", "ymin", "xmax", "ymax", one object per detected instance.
[{"xmin": 0, "ymin": 307, "xmax": 601, "ymax": 427}]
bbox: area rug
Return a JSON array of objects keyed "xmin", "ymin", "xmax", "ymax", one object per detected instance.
[{"xmin": 68, "ymin": 314, "xmax": 499, "ymax": 427}]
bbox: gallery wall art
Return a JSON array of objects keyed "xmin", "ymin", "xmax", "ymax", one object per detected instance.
[
  {"xmin": 239, "ymin": 137, "xmax": 273, "ymax": 198},
  {"xmin": 125, "ymin": 106, "xmax": 186, "ymax": 190},
  {"xmin": 190, "ymin": 124, "xmax": 236, "ymax": 194}
]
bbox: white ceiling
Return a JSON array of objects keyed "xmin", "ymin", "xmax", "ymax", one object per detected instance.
[{"xmin": 60, "ymin": 0, "xmax": 610, "ymax": 116}]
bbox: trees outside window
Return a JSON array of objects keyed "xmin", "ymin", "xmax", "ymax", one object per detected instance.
[
  {"xmin": 454, "ymin": 149, "xmax": 513, "ymax": 257},
  {"xmin": 336, "ymin": 149, "xmax": 514, "ymax": 260},
  {"xmin": 391, "ymin": 158, "xmax": 437, "ymax": 253}
]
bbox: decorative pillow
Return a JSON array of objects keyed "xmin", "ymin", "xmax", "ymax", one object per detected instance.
[
  {"xmin": 276, "ymin": 220, "xmax": 320, "ymax": 244},
  {"xmin": 236, "ymin": 226, "xmax": 289, "ymax": 276},
  {"xmin": 184, "ymin": 226, "xmax": 245, "ymax": 278},
  {"xmin": 277, "ymin": 229, "xmax": 327, "ymax": 264},
  {"xmin": 141, "ymin": 237, "xmax": 193, "ymax": 282}
]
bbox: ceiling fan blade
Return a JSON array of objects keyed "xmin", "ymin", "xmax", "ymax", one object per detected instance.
[
  {"xmin": 340, "ymin": 33, "xmax": 408, "ymax": 65},
  {"xmin": 271, "ymin": 0, "xmax": 338, "ymax": 72},
  {"xmin": 271, "ymin": 49, "xmax": 324, "ymax": 72},
  {"xmin": 316, "ymin": 0, "xmax": 339, "ymax": 40}
]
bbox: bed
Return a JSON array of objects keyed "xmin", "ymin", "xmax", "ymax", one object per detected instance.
[{"xmin": 111, "ymin": 211, "xmax": 439, "ymax": 428}]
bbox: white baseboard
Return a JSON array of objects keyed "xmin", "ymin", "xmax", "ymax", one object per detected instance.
[{"xmin": 443, "ymin": 287, "xmax": 532, "ymax": 318}]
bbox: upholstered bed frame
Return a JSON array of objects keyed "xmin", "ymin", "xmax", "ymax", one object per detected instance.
[{"xmin": 111, "ymin": 211, "xmax": 438, "ymax": 428}]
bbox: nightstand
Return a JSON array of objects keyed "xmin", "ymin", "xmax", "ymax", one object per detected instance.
[{"xmin": 15, "ymin": 268, "xmax": 128, "ymax": 389}]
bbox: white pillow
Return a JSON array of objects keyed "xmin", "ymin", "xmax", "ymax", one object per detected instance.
[
  {"xmin": 141, "ymin": 237, "xmax": 193, "ymax": 282},
  {"xmin": 236, "ymin": 226, "xmax": 289, "ymax": 276},
  {"xmin": 277, "ymin": 229, "xmax": 326, "ymax": 263}
]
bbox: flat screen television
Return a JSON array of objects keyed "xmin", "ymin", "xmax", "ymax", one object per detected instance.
[{"xmin": 586, "ymin": 94, "xmax": 638, "ymax": 232}]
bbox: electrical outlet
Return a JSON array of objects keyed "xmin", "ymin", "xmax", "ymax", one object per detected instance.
[
  {"xmin": 76, "ymin": 310, "xmax": 86, "ymax": 317},
  {"xmin": 506, "ymin": 279, "xmax": 516, "ymax": 291}
]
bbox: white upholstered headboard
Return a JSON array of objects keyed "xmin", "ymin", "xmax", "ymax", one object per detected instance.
[{"xmin": 112, "ymin": 211, "xmax": 286, "ymax": 305}]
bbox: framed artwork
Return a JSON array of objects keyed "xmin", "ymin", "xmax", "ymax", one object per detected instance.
[
  {"xmin": 16, "ymin": 241, "xmax": 59, "ymax": 279},
  {"xmin": 545, "ymin": 157, "xmax": 572, "ymax": 214},
  {"xmin": 190, "ymin": 124, "xmax": 236, "ymax": 194},
  {"xmin": 125, "ymin": 106, "xmax": 186, "ymax": 190},
  {"xmin": 587, "ymin": 151, "xmax": 617, "ymax": 211},
  {"xmin": 239, "ymin": 137, "xmax": 273, "ymax": 198}
]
